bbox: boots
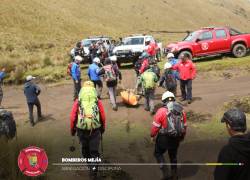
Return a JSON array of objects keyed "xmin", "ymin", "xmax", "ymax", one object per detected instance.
[
  {"xmin": 161, "ymin": 165, "xmax": 171, "ymax": 180},
  {"xmin": 171, "ymin": 169, "xmax": 178, "ymax": 180}
]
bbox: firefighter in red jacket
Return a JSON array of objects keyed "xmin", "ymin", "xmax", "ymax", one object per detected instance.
[
  {"xmin": 172, "ymin": 53, "xmax": 196, "ymax": 104},
  {"xmin": 70, "ymin": 81, "xmax": 106, "ymax": 179},
  {"xmin": 151, "ymin": 91, "xmax": 187, "ymax": 180}
]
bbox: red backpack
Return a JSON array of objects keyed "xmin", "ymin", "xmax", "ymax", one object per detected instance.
[{"xmin": 67, "ymin": 63, "xmax": 73, "ymax": 76}]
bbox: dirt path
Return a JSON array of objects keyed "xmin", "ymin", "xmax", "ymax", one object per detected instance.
[{"xmin": 1, "ymin": 69, "xmax": 250, "ymax": 180}]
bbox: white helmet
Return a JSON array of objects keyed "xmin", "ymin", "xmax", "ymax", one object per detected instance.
[
  {"xmin": 75, "ymin": 55, "xmax": 83, "ymax": 62},
  {"xmin": 145, "ymin": 37, "xmax": 151, "ymax": 42},
  {"xmin": 162, "ymin": 91, "xmax": 175, "ymax": 102},
  {"xmin": 164, "ymin": 62, "xmax": 172, "ymax": 70},
  {"xmin": 93, "ymin": 57, "xmax": 100, "ymax": 64},
  {"xmin": 110, "ymin": 55, "xmax": 117, "ymax": 62},
  {"xmin": 167, "ymin": 53, "xmax": 175, "ymax": 59}
]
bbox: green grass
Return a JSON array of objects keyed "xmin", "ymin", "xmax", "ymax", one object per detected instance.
[
  {"xmin": 1, "ymin": 0, "xmax": 250, "ymax": 84},
  {"xmin": 159, "ymin": 55, "xmax": 250, "ymax": 74}
]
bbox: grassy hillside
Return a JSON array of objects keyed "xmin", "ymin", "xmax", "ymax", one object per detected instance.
[{"xmin": 1, "ymin": 0, "xmax": 250, "ymax": 82}]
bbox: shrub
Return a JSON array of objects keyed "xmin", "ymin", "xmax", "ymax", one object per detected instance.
[
  {"xmin": 43, "ymin": 56, "xmax": 53, "ymax": 67},
  {"xmin": 5, "ymin": 44, "xmax": 14, "ymax": 52}
]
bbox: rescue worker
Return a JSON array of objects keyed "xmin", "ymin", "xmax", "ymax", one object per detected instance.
[
  {"xmin": 172, "ymin": 54, "xmax": 196, "ymax": 104},
  {"xmin": 166, "ymin": 53, "xmax": 179, "ymax": 81},
  {"xmin": 88, "ymin": 57, "xmax": 103, "ymax": 98},
  {"xmin": 0, "ymin": 68, "xmax": 6, "ymax": 107},
  {"xmin": 134, "ymin": 52, "xmax": 149, "ymax": 95},
  {"xmin": 70, "ymin": 81, "xmax": 106, "ymax": 180},
  {"xmin": 139, "ymin": 52, "xmax": 150, "ymax": 74},
  {"xmin": 214, "ymin": 108, "xmax": 250, "ymax": 180},
  {"xmin": 151, "ymin": 91, "xmax": 187, "ymax": 180},
  {"xmin": 139, "ymin": 67, "xmax": 158, "ymax": 115},
  {"xmin": 99, "ymin": 56, "xmax": 122, "ymax": 111},
  {"xmin": 24, "ymin": 75, "xmax": 42, "ymax": 127},
  {"xmin": 145, "ymin": 38, "xmax": 157, "ymax": 59},
  {"xmin": 71, "ymin": 55, "xmax": 82, "ymax": 100},
  {"xmin": 159, "ymin": 63, "xmax": 177, "ymax": 96}
]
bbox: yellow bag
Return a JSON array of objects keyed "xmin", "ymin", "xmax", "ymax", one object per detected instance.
[{"xmin": 120, "ymin": 90, "xmax": 138, "ymax": 106}]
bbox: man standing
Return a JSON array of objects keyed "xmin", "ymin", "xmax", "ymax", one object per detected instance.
[
  {"xmin": 140, "ymin": 67, "xmax": 158, "ymax": 115},
  {"xmin": 71, "ymin": 55, "xmax": 82, "ymax": 100},
  {"xmin": 214, "ymin": 108, "xmax": 250, "ymax": 180},
  {"xmin": 166, "ymin": 53, "xmax": 179, "ymax": 81},
  {"xmin": 88, "ymin": 57, "xmax": 102, "ymax": 98},
  {"xmin": 172, "ymin": 54, "xmax": 196, "ymax": 104},
  {"xmin": 151, "ymin": 91, "xmax": 187, "ymax": 180},
  {"xmin": 0, "ymin": 68, "xmax": 6, "ymax": 107},
  {"xmin": 70, "ymin": 41, "xmax": 85, "ymax": 61},
  {"xmin": 70, "ymin": 81, "xmax": 106, "ymax": 179},
  {"xmin": 24, "ymin": 75, "xmax": 42, "ymax": 127}
]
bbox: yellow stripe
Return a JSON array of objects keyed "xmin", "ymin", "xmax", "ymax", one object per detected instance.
[{"xmin": 206, "ymin": 163, "xmax": 223, "ymax": 166}]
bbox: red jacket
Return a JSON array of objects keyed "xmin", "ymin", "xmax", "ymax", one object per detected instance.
[
  {"xmin": 147, "ymin": 42, "xmax": 157, "ymax": 56},
  {"xmin": 70, "ymin": 99, "xmax": 106, "ymax": 136},
  {"xmin": 139, "ymin": 58, "xmax": 149, "ymax": 74},
  {"xmin": 172, "ymin": 60, "xmax": 196, "ymax": 80},
  {"xmin": 151, "ymin": 107, "xmax": 187, "ymax": 137}
]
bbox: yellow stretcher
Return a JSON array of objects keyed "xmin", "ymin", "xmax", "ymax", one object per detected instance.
[{"xmin": 120, "ymin": 89, "xmax": 139, "ymax": 106}]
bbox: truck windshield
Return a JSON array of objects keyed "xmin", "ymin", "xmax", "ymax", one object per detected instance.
[
  {"xmin": 82, "ymin": 40, "xmax": 98, "ymax": 47},
  {"xmin": 229, "ymin": 28, "xmax": 242, "ymax": 36},
  {"xmin": 123, "ymin": 37, "xmax": 144, "ymax": 45},
  {"xmin": 183, "ymin": 31, "xmax": 199, "ymax": 42}
]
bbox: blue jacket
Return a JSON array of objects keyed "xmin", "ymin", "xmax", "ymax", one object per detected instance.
[
  {"xmin": 71, "ymin": 62, "xmax": 81, "ymax": 81},
  {"xmin": 88, "ymin": 63, "xmax": 101, "ymax": 81},
  {"xmin": 169, "ymin": 58, "xmax": 180, "ymax": 80},
  {"xmin": 24, "ymin": 81, "xmax": 41, "ymax": 103},
  {"xmin": 0, "ymin": 72, "xmax": 6, "ymax": 83}
]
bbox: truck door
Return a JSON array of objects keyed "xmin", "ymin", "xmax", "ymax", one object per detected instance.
[
  {"xmin": 193, "ymin": 31, "xmax": 215, "ymax": 55},
  {"xmin": 213, "ymin": 29, "xmax": 231, "ymax": 52}
]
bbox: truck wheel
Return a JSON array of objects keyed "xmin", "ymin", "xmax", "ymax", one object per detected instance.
[
  {"xmin": 232, "ymin": 44, "xmax": 247, "ymax": 58},
  {"xmin": 178, "ymin": 51, "xmax": 193, "ymax": 60}
]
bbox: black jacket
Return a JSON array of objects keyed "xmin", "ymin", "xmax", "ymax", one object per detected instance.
[
  {"xmin": 214, "ymin": 133, "xmax": 250, "ymax": 180},
  {"xmin": 24, "ymin": 81, "xmax": 41, "ymax": 103}
]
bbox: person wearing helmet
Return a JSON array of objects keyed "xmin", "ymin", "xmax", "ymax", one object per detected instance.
[
  {"xmin": 172, "ymin": 53, "xmax": 196, "ymax": 104},
  {"xmin": 139, "ymin": 52, "xmax": 150, "ymax": 74},
  {"xmin": 167, "ymin": 53, "xmax": 179, "ymax": 81},
  {"xmin": 145, "ymin": 38, "xmax": 157, "ymax": 62},
  {"xmin": 71, "ymin": 55, "xmax": 83, "ymax": 100},
  {"xmin": 70, "ymin": 80, "xmax": 106, "ymax": 179},
  {"xmin": 88, "ymin": 57, "xmax": 103, "ymax": 98},
  {"xmin": 159, "ymin": 63, "xmax": 177, "ymax": 95},
  {"xmin": 214, "ymin": 108, "xmax": 250, "ymax": 180},
  {"xmin": 98, "ymin": 57, "xmax": 122, "ymax": 111},
  {"xmin": 139, "ymin": 67, "xmax": 158, "ymax": 115},
  {"xmin": 151, "ymin": 91, "xmax": 187, "ymax": 180}
]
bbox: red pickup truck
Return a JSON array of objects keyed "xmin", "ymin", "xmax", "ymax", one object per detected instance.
[{"xmin": 165, "ymin": 27, "xmax": 250, "ymax": 59}]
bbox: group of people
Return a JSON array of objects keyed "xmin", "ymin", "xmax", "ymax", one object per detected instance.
[
  {"xmin": 68, "ymin": 43, "xmax": 249, "ymax": 180},
  {"xmin": 70, "ymin": 39, "xmax": 119, "ymax": 64},
  {"xmin": 0, "ymin": 38, "xmax": 248, "ymax": 180}
]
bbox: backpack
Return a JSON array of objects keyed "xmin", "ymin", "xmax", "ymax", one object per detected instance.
[
  {"xmin": 67, "ymin": 63, "xmax": 73, "ymax": 77},
  {"xmin": 165, "ymin": 72, "xmax": 177, "ymax": 91},
  {"xmin": 77, "ymin": 87, "xmax": 101, "ymax": 130},
  {"xmin": 159, "ymin": 102, "xmax": 186, "ymax": 137},
  {"xmin": 103, "ymin": 65, "xmax": 116, "ymax": 82},
  {"xmin": 151, "ymin": 65, "xmax": 160, "ymax": 79},
  {"xmin": 142, "ymin": 71, "xmax": 156, "ymax": 89},
  {"xmin": 0, "ymin": 109, "xmax": 16, "ymax": 139}
]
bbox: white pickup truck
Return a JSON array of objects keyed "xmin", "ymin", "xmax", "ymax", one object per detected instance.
[{"xmin": 113, "ymin": 34, "xmax": 162, "ymax": 64}]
